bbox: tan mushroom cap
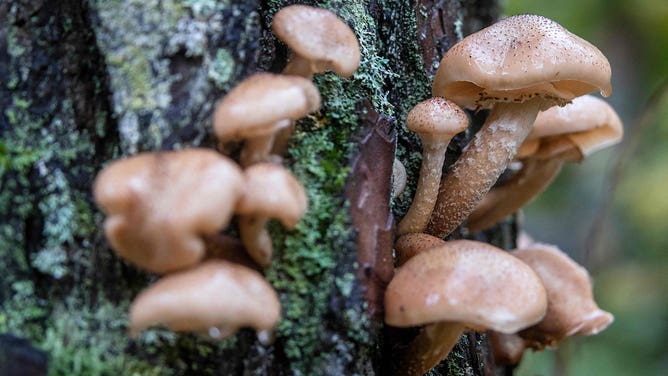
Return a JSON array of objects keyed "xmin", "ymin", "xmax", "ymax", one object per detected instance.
[
  {"xmin": 213, "ymin": 73, "xmax": 321, "ymax": 140},
  {"xmin": 272, "ymin": 5, "xmax": 361, "ymax": 77},
  {"xmin": 130, "ymin": 260, "xmax": 280, "ymax": 345},
  {"xmin": 433, "ymin": 14, "xmax": 611, "ymax": 109},
  {"xmin": 93, "ymin": 149, "xmax": 244, "ymax": 274},
  {"xmin": 236, "ymin": 163, "xmax": 308, "ymax": 228},
  {"xmin": 385, "ymin": 240, "xmax": 547, "ymax": 333},
  {"xmin": 394, "ymin": 233, "xmax": 446, "ymax": 266},
  {"xmin": 406, "ymin": 97, "xmax": 469, "ymax": 141},
  {"xmin": 513, "ymin": 243, "xmax": 614, "ymax": 348},
  {"xmin": 527, "ymin": 95, "xmax": 623, "ymax": 158}
]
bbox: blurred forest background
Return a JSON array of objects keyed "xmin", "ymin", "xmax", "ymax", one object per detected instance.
[{"xmin": 504, "ymin": 0, "xmax": 668, "ymax": 375}]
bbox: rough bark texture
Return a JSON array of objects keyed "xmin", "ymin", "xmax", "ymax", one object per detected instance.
[{"xmin": 0, "ymin": 0, "xmax": 511, "ymax": 375}]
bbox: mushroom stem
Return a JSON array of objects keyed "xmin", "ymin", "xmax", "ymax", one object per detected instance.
[
  {"xmin": 283, "ymin": 55, "xmax": 315, "ymax": 79},
  {"xmin": 467, "ymin": 157, "xmax": 564, "ymax": 233},
  {"xmin": 397, "ymin": 143, "xmax": 448, "ymax": 235},
  {"xmin": 238, "ymin": 216, "xmax": 273, "ymax": 267},
  {"xmin": 399, "ymin": 322, "xmax": 466, "ymax": 376},
  {"xmin": 240, "ymin": 133, "xmax": 277, "ymax": 167},
  {"xmin": 271, "ymin": 59, "xmax": 313, "ymax": 157},
  {"xmin": 425, "ymin": 98, "xmax": 543, "ymax": 238}
]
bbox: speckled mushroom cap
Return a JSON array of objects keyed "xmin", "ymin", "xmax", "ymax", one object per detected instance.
[
  {"xmin": 526, "ymin": 95, "xmax": 623, "ymax": 158},
  {"xmin": 406, "ymin": 97, "xmax": 469, "ymax": 142},
  {"xmin": 130, "ymin": 260, "xmax": 280, "ymax": 345},
  {"xmin": 93, "ymin": 149, "xmax": 244, "ymax": 274},
  {"xmin": 513, "ymin": 243, "xmax": 614, "ymax": 348},
  {"xmin": 214, "ymin": 73, "xmax": 320, "ymax": 140},
  {"xmin": 272, "ymin": 5, "xmax": 361, "ymax": 77},
  {"xmin": 432, "ymin": 14, "xmax": 611, "ymax": 109},
  {"xmin": 385, "ymin": 240, "xmax": 547, "ymax": 333},
  {"xmin": 394, "ymin": 233, "xmax": 446, "ymax": 266},
  {"xmin": 235, "ymin": 163, "xmax": 308, "ymax": 228}
]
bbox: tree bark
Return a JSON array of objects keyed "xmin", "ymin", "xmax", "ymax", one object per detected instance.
[{"xmin": 0, "ymin": 0, "xmax": 511, "ymax": 375}]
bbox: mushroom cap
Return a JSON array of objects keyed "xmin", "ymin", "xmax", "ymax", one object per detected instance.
[
  {"xmin": 405, "ymin": 97, "xmax": 469, "ymax": 142},
  {"xmin": 235, "ymin": 163, "xmax": 308, "ymax": 228},
  {"xmin": 385, "ymin": 240, "xmax": 547, "ymax": 333},
  {"xmin": 432, "ymin": 14, "xmax": 611, "ymax": 109},
  {"xmin": 214, "ymin": 73, "xmax": 321, "ymax": 141},
  {"xmin": 394, "ymin": 233, "xmax": 446, "ymax": 266},
  {"xmin": 130, "ymin": 260, "xmax": 280, "ymax": 344},
  {"xmin": 513, "ymin": 243, "xmax": 614, "ymax": 348},
  {"xmin": 93, "ymin": 149, "xmax": 244, "ymax": 274},
  {"xmin": 272, "ymin": 5, "xmax": 361, "ymax": 77},
  {"xmin": 527, "ymin": 95, "xmax": 623, "ymax": 158}
]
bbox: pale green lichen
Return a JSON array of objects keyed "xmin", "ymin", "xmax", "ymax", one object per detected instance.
[{"xmin": 207, "ymin": 49, "xmax": 235, "ymax": 89}]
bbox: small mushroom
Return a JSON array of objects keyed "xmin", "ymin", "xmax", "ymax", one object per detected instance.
[
  {"xmin": 213, "ymin": 73, "xmax": 320, "ymax": 166},
  {"xmin": 425, "ymin": 14, "xmax": 612, "ymax": 238},
  {"xmin": 397, "ymin": 98, "xmax": 469, "ymax": 235},
  {"xmin": 394, "ymin": 232, "xmax": 446, "ymax": 266},
  {"xmin": 513, "ymin": 242, "xmax": 614, "ymax": 349},
  {"xmin": 468, "ymin": 95, "xmax": 623, "ymax": 232},
  {"xmin": 93, "ymin": 149, "xmax": 244, "ymax": 274},
  {"xmin": 130, "ymin": 260, "xmax": 281, "ymax": 345},
  {"xmin": 392, "ymin": 158, "xmax": 407, "ymax": 199},
  {"xmin": 272, "ymin": 5, "xmax": 361, "ymax": 79},
  {"xmin": 270, "ymin": 5, "xmax": 361, "ymax": 156},
  {"xmin": 235, "ymin": 163, "xmax": 308, "ymax": 267},
  {"xmin": 385, "ymin": 240, "xmax": 547, "ymax": 375}
]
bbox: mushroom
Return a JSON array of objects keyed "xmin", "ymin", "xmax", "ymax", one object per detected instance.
[
  {"xmin": 489, "ymin": 331, "xmax": 527, "ymax": 366},
  {"xmin": 272, "ymin": 5, "xmax": 361, "ymax": 79},
  {"xmin": 213, "ymin": 73, "xmax": 321, "ymax": 166},
  {"xmin": 270, "ymin": 5, "xmax": 361, "ymax": 156},
  {"xmin": 130, "ymin": 260, "xmax": 281, "ymax": 345},
  {"xmin": 235, "ymin": 163, "xmax": 308, "ymax": 267},
  {"xmin": 394, "ymin": 232, "xmax": 446, "ymax": 266},
  {"xmin": 385, "ymin": 240, "xmax": 547, "ymax": 375},
  {"xmin": 93, "ymin": 149, "xmax": 244, "ymax": 274},
  {"xmin": 392, "ymin": 158, "xmax": 407, "ymax": 199},
  {"xmin": 425, "ymin": 14, "xmax": 611, "ymax": 238},
  {"xmin": 397, "ymin": 98, "xmax": 469, "ymax": 235},
  {"xmin": 468, "ymin": 95, "xmax": 623, "ymax": 232},
  {"xmin": 512, "ymin": 242, "xmax": 614, "ymax": 349}
]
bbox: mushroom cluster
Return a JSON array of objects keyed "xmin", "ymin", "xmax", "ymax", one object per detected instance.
[
  {"xmin": 491, "ymin": 238, "xmax": 614, "ymax": 366},
  {"xmin": 92, "ymin": 5, "xmax": 360, "ymax": 346},
  {"xmin": 389, "ymin": 14, "xmax": 620, "ymax": 374}
]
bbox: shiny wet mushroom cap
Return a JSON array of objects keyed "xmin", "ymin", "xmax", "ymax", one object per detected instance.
[{"xmin": 93, "ymin": 149, "xmax": 244, "ymax": 274}]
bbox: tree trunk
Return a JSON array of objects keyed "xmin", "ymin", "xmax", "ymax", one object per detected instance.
[{"xmin": 0, "ymin": 0, "xmax": 512, "ymax": 375}]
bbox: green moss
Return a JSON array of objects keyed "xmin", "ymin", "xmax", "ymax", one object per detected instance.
[
  {"xmin": 266, "ymin": 123, "xmax": 354, "ymax": 368},
  {"xmin": 41, "ymin": 301, "xmax": 164, "ymax": 376}
]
